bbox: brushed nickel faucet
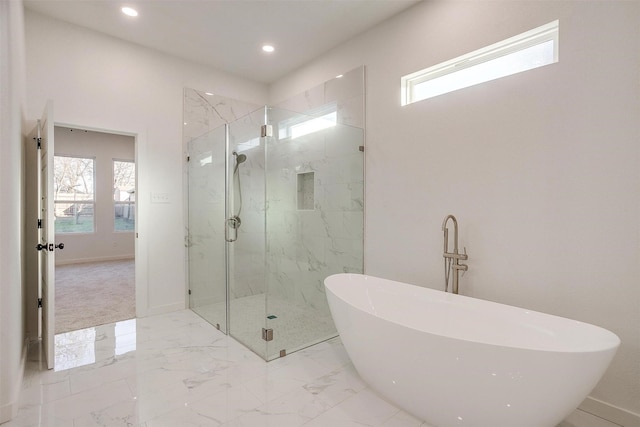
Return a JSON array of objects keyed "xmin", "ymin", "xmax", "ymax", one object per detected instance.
[{"xmin": 442, "ymin": 214, "xmax": 468, "ymax": 294}]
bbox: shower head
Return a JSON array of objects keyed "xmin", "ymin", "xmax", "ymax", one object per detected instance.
[{"xmin": 233, "ymin": 152, "xmax": 247, "ymax": 164}]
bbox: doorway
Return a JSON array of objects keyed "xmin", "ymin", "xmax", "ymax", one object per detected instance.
[{"xmin": 53, "ymin": 126, "xmax": 136, "ymax": 334}]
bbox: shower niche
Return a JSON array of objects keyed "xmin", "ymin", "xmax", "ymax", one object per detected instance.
[
  {"xmin": 185, "ymin": 67, "xmax": 364, "ymax": 360},
  {"xmin": 297, "ymin": 172, "xmax": 314, "ymax": 211}
]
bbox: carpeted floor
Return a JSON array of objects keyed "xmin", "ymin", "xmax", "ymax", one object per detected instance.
[{"xmin": 55, "ymin": 259, "xmax": 135, "ymax": 334}]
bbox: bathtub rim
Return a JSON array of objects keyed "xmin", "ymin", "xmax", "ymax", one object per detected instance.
[{"xmin": 324, "ymin": 273, "xmax": 621, "ymax": 354}]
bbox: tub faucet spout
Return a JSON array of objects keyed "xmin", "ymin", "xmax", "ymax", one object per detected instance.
[{"xmin": 442, "ymin": 214, "xmax": 468, "ymax": 294}]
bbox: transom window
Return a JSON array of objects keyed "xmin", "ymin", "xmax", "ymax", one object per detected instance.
[{"xmin": 402, "ymin": 20, "xmax": 559, "ymax": 106}]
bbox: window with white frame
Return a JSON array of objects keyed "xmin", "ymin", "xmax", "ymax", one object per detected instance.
[
  {"xmin": 401, "ymin": 20, "xmax": 559, "ymax": 106},
  {"xmin": 54, "ymin": 155, "xmax": 96, "ymax": 233},
  {"xmin": 113, "ymin": 160, "xmax": 135, "ymax": 232}
]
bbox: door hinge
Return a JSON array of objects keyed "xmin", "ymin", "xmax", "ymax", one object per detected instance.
[
  {"xmin": 37, "ymin": 298, "xmax": 42, "ymax": 308},
  {"xmin": 188, "ymin": 289, "xmax": 191, "ymax": 295},
  {"xmin": 262, "ymin": 328, "xmax": 273, "ymax": 341},
  {"xmin": 37, "ymin": 219, "xmax": 42, "ymax": 229},
  {"xmin": 36, "ymin": 137, "xmax": 42, "ymax": 149},
  {"xmin": 260, "ymin": 124, "xmax": 273, "ymax": 138},
  {"xmin": 186, "ymin": 156, "xmax": 190, "ymax": 162}
]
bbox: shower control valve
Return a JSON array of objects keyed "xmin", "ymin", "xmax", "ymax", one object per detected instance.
[{"xmin": 228, "ymin": 216, "xmax": 241, "ymax": 229}]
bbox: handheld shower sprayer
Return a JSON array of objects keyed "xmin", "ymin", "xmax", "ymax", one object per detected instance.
[
  {"xmin": 233, "ymin": 151, "xmax": 247, "ymax": 164},
  {"xmin": 229, "ymin": 151, "xmax": 246, "ymax": 234}
]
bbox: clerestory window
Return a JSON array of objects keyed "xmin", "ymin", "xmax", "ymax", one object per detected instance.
[{"xmin": 401, "ymin": 20, "xmax": 559, "ymax": 106}]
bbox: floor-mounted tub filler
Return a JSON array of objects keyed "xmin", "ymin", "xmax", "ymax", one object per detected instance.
[{"xmin": 324, "ymin": 273, "xmax": 620, "ymax": 427}]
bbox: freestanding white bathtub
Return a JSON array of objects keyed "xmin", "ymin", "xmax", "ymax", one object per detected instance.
[{"xmin": 324, "ymin": 274, "xmax": 620, "ymax": 427}]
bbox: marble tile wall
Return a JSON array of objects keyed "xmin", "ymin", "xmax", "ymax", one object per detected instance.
[
  {"xmin": 228, "ymin": 109, "xmax": 268, "ymax": 302},
  {"xmin": 183, "ymin": 88, "xmax": 261, "ymax": 145},
  {"xmin": 274, "ymin": 66, "xmax": 365, "ymax": 130},
  {"xmin": 265, "ymin": 121, "xmax": 364, "ymax": 314}
]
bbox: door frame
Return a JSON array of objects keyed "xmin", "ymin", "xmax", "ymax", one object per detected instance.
[{"xmin": 49, "ymin": 121, "xmax": 145, "ymax": 322}]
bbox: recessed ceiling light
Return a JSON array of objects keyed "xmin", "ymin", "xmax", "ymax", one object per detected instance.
[
  {"xmin": 335, "ymin": 74, "xmax": 343, "ymax": 79},
  {"xmin": 262, "ymin": 45, "xmax": 275, "ymax": 53},
  {"xmin": 121, "ymin": 7, "xmax": 138, "ymax": 17},
  {"xmin": 205, "ymin": 92, "xmax": 214, "ymax": 96}
]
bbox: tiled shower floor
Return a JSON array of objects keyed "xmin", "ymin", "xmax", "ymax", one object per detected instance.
[
  {"xmin": 192, "ymin": 293, "xmax": 338, "ymax": 360},
  {"xmin": 5, "ymin": 309, "xmax": 618, "ymax": 427}
]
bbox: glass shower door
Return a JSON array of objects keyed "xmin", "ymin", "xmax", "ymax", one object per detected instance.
[
  {"xmin": 264, "ymin": 107, "xmax": 365, "ymax": 360},
  {"xmin": 187, "ymin": 126, "xmax": 228, "ymax": 332},
  {"xmin": 226, "ymin": 107, "xmax": 268, "ymax": 359}
]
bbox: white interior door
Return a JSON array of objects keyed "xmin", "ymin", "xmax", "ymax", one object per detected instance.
[{"xmin": 37, "ymin": 101, "xmax": 56, "ymax": 370}]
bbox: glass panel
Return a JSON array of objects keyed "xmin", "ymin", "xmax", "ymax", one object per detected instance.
[
  {"xmin": 54, "ymin": 202, "xmax": 94, "ymax": 233},
  {"xmin": 54, "ymin": 156, "xmax": 95, "ymax": 233},
  {"xmin": 413, "ymin": 40, "xmax": 555, "ymax": 101},
  {"xmin": 188, "ymin": 126, "xmax": 228, "ymax": 332},
  {"xmin": 113, "ymin": 160, "xmax": 135, "ymax": 201},
  {"xmin": 403, "ymin": 21, "xmax": 558, "ymax": 105},
  {"xmin": 114, "ymin": 204, "xmax": 135, "ymax": 231},
  {"xmin": 227, "ymin": 107, "xmax": 267, "ymax": 359},
  {"xmin": 265, "ymin": 107, "xmax": 364, "ymax": 360},
  {"xmin": 113, "ymin": 160, "xmax": 136, "ymax": 232}
]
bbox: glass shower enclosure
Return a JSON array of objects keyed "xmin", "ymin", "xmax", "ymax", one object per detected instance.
[{"xmin": 187, "ymin": 106, "xmax": 364, "ymax": 360}]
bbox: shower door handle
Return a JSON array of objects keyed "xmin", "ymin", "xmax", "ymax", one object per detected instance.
[{"xmin": 225, "ymin": 217, "xmax": 238, "ymax": 242}]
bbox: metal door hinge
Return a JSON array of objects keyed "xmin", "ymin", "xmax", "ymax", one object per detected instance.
[
  {"xmin": 262, "ymin": 328, "xmax": 273, "ymax": 341},
  {"xmin": 37, "ymin": 219, "xmax": 42, "ymax": 229},
  {"xmin": 188, "ymin": 289, "xmax": 191, "ymax": 295},
  {"xmin": 37, "ymin": 298, "xmax": 42, "ymax": 308},
  {"xmin": 36, "ymin": 137, "xmax": 42, "ymax": 149},
  {"xmin": 261, "ymin": 125, "xmax": 273, "ymax": 138},
  {"xmin": 359, "ymin": 145, "xmax": 365, "ymax": 152},
  {"xmin": 186, "ymin": 156, "xmax": 190, "ymax": 162}
]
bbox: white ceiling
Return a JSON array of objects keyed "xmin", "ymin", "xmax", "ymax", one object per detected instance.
[{"xmin": 24, "ymin": 0, "xmax": 420, "ymax": 83}]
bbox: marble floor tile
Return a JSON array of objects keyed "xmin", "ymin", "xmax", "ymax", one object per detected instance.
[
  {"xmin": 5, "ymin": 308, "xmax": 615, "ymax": 427},
  {"xmin": 302, "ymin": 388, "xmax": 401, "ymax": 427},
  {"xmin": 558, "ymin": 409, "xmax": 622, "ymax": 427}
]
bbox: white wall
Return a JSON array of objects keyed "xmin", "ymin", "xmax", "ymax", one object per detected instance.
[
  {"xmin": 53, "ymin": 126, "xmax": 135, "ymax": 264},
  {"xmin": 271, "ymin": 0, "xmax": 640, "ymax": 419},
  {"xmin": 0, "ymin": 0, "xmax": 27, "ymax": 422},
  {"xmin": 24, "ymin": 9, "xmax": 268, "ymax": 327}
]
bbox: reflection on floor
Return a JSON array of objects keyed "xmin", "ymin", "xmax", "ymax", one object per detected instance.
[
  {"xmin": 7, "ymin": 310, "xmax": 619, "ymax": 427},
  {"xmin": 192, "ymin": 293, "xmax": 337, "ymax": 360}
]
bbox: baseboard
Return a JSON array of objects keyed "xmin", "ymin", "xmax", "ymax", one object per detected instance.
[
  {"xmin": 145, "ymin": 301, "xmax": 186, "ymax": 317},
  {"xmin": 55, "ymin": 254, "xmax": 134, "ymax": 266},
  {"xmin": 580, "ymin": 396, "xmax": 640, "ymax": 427},
  {"xmin": 0, "ymin": 338, "xmax": 29, "ymax": 424}
]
